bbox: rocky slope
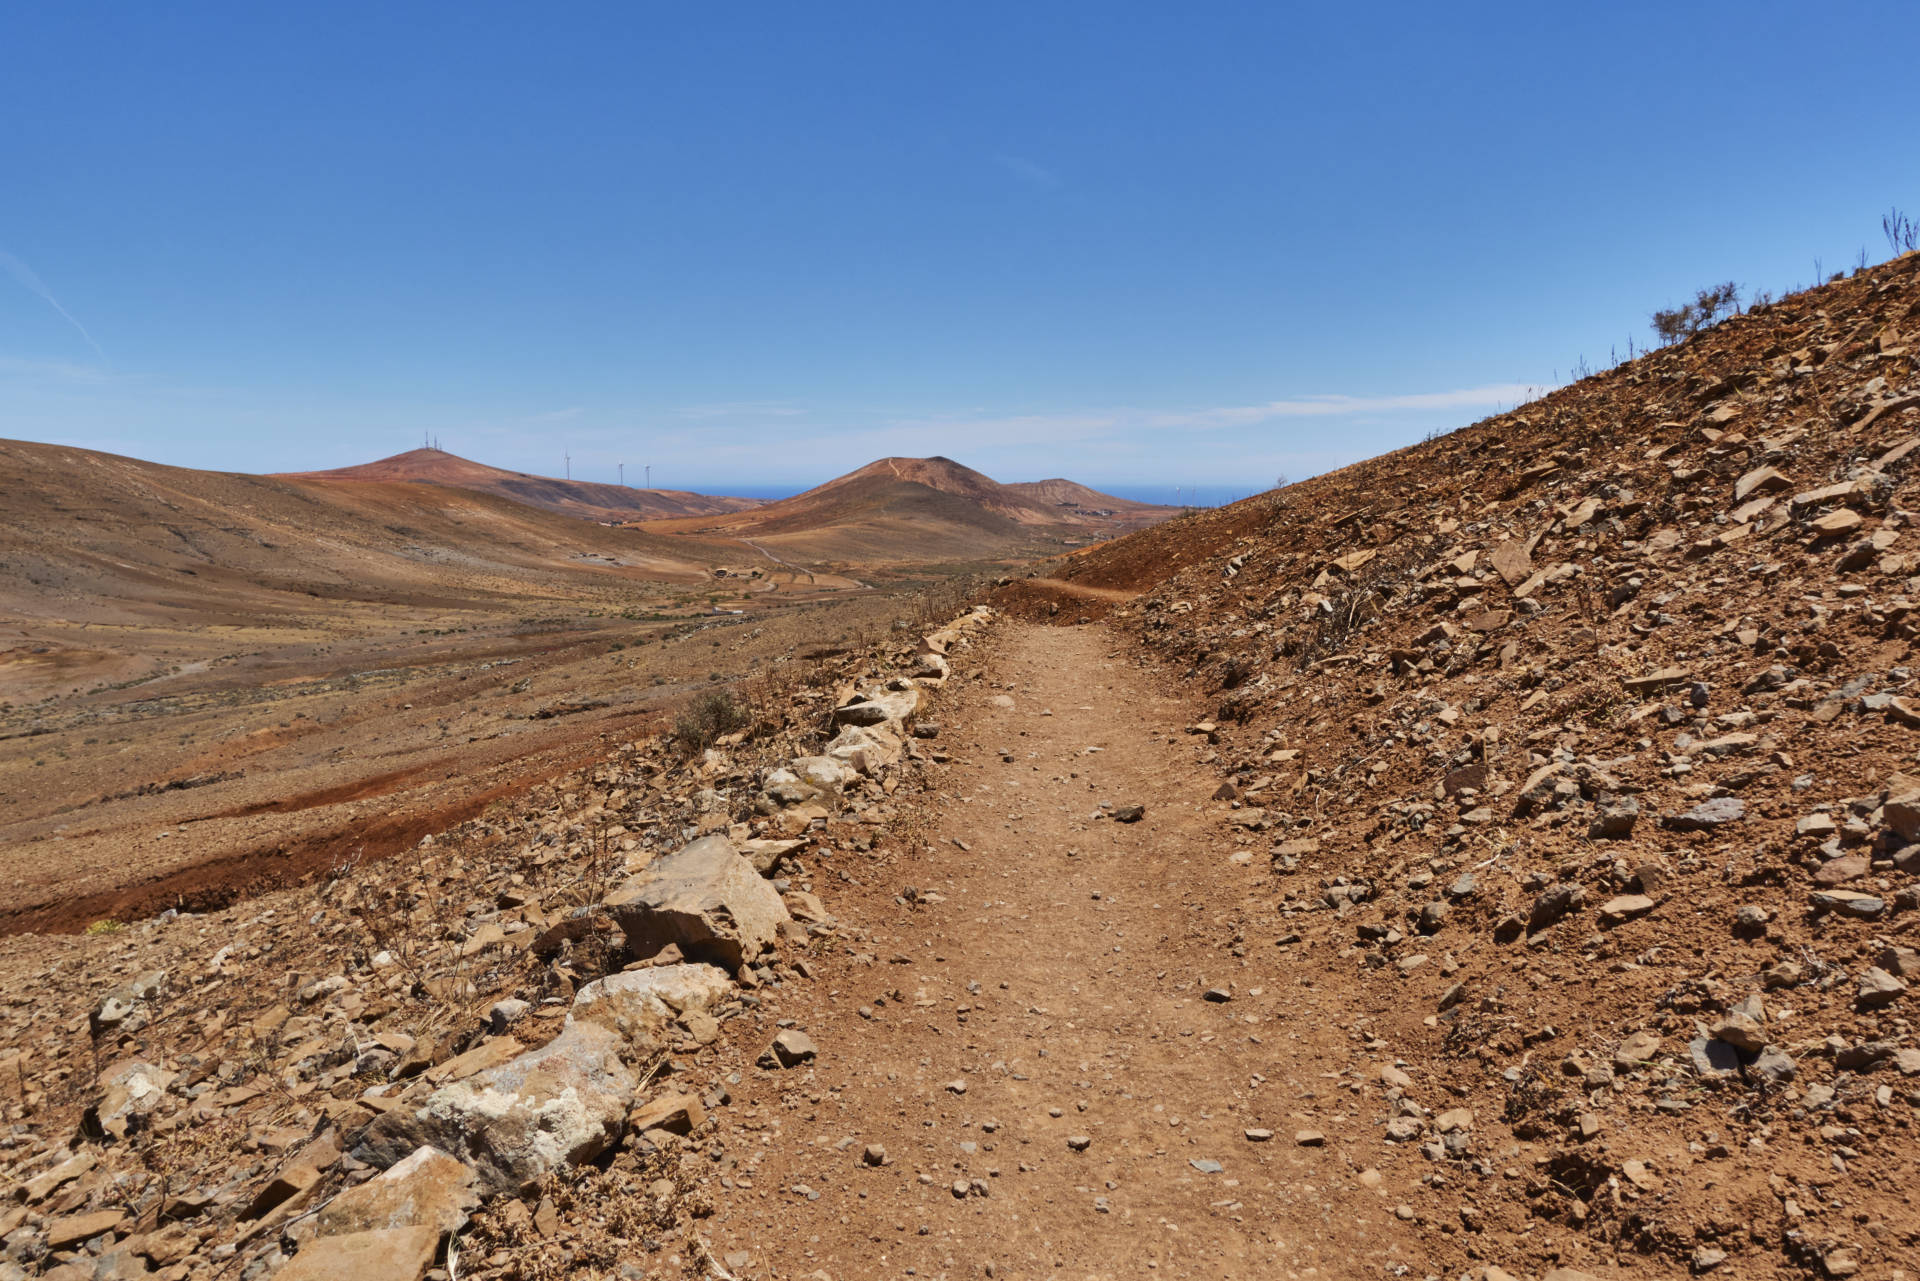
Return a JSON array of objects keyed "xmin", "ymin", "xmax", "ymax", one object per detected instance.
[
  {"xmin": 0, "ymin": 605, "xmax": 991, "ymax": 1281},
  {"xmin": 1003, "ymin": 250, "xmax": 1920, "ymax": 1276}
]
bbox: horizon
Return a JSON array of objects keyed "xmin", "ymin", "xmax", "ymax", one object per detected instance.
[{"xmin": 3, "ymin": 3, "xmax": 1917, "ymax": 491}]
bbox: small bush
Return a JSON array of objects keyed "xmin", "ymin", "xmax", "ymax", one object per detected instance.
[
  {"xmin": 1886, "ymin": 207, "xmax": 1919, "ymax": 255},
  {"xmin": 85, "ymin": 918, "xmax": 125, "ymax": 935},
  {"xmin": 673, "ymin": 689, "xmax": 746, "ymax": 757},
  {"xmin": 1651, "ymin": 281, "xmax": 1740, "ymax": 346}
]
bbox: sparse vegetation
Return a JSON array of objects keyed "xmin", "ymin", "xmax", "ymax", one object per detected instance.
[
  {"xmin": 1651, "ymin": 281, "xmax": 1740, "ymax": 346},
  {"xmin": 1887, "ymin": 206, "xmax": 1919, "ymax": 255},
  {"xmin": 672, "ymin": 688, "xmax": 747, "ymax": 756},
  {"xmin": 83, "ymin": 918, "xmax": 124, "ymax": 935}
]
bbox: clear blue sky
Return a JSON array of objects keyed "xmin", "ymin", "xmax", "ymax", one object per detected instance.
[{"xmin": 3, "ymin": 3, "xmax": 1916, "ymax": 500}]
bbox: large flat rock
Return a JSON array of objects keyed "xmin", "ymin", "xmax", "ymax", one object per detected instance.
[
  {"xmin": 355, "ymin": 1023, "xmax": 635, "ymax": 1195},
  {"xmin": 568, "ymin": 962, "xmax": 735, "ymax": 1049},
  {"xmin": 604, "ymin": 834, "xmax": 790, "ymax": 969}
]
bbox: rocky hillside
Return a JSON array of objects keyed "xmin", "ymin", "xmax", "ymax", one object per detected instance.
[
  {"xmin": 0, "ymin": 606, "xmax": 989, "ymax": 1281},
  {"xmin": 281, "ymin": 449, "xmax": 761, "ymax": 524},
  {"xmin": 1007, "ymin": 251, "xmax": 1920, "ymax": 1275}
]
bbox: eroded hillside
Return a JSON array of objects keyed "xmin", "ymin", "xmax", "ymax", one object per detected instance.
[{"xmin": 997, "ymin": 251, "xmax": 1920, "ymax": 1275}]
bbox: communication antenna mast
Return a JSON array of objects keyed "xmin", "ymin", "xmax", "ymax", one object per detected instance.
[
  {"xmin": 565, "ymin": 451, "xmax": 571, "ymax": 480},
  {"xmin": 618, "ymin": 463, "xmax": 624, "ymax": 486},
  {"xmin": 645, "ymin": 465, "xmax": 651, "ymax": 489}
]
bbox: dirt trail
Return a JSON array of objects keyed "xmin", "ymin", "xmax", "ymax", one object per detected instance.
[{"xmin": 706, "ymin": 621, "xmax": 1428, "ymax": 1279}]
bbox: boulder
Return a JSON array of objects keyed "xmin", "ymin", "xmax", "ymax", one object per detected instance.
[
  {"xmin": 277, "ymin": 1227, "xmax": 440, "ymax": 1281},
  {"xmin": 824, "ymin": 724, "xmax": 904, "ymax": 775},
  {"xmin": 355, "ymin": 1022, "xmax": 636, "ymax": 1195},
  {"xmin": 605, "ymin": 835, "xmax": 791, "ymax": 969},
  {"xmin": 567, "ymin": 963, "xmax": 734, "ymax": 1050},
  {"xmin": 315, "ymin": 1146, "xmax": 477, "ymax": 1238},
  {"xmin": 89, "ymin": 1061, "xmax": 175, "ymax": 1141}
]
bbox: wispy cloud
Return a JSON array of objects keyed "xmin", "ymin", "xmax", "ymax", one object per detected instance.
[
  {"xmin": 994, "ymin": 154, "xmax": 1061, "ymax": 190},
  {"xmin": 1147, "ymin": 382, "xmax": 1548, "ymax": 429},
  {"xmin": 884, "ymin": 382, "xmax": 1547, "ymax": 440},
  {"xmin": 0, "ymin": 248, "xmax": 107, "ymax": 361},
  {"xmin": 0, "ymin": 354, "xmax": 117, "ymax": 384},
  {"xmin": 674, "ymin": 401, "xmax": 807, "ymax": 420}
]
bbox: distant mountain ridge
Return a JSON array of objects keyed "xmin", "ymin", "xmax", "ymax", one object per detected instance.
[
  {"xmin": 639, "ymin": 455, "xmax": 1179, "ymax": 564},
  {"xmin": 280, "ymin": 448, "xmax": 762, "ymax": 523}
]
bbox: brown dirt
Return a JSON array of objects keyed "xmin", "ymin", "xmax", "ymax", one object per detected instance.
[{"xmin": 699, "ymin": 621, "xmax": 1449, "ymax": 1279}]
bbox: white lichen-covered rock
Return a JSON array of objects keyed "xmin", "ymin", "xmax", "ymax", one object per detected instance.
[
  {"xmin": 831, "ymin": 680, "xmax": 921, "ymax": 728},
  {"xmin": 90, "ymin": 1061, "xmax": 175, "ymax": 1140},
  {"xmin": 568, "ymin": 963, "xmax": 734, "ymax": 1049},
  {"xmin": 604, "ymin": 834, "xmax": 790, "ymax": 968},
  {"xmin": 354, "ymin": 1023, "xmax": 635, "ymax": 1195},
  {"xmin": 824, "ymin": 723, "xmax": 903, "ymax": 775}
]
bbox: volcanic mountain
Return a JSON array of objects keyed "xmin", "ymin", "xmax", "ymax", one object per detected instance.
[
  {"xmin": 280, "ymin": 448, "xmax": 761, "ymax": 523},
  {"xmin": 642, "ymin": 456, "xmax": 1177, "ymax": 564},
  {"xmin": 0, "ymin": 439, "xmax": 738, "ymax": 632}
]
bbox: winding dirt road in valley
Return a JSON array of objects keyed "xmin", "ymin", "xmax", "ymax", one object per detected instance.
[{"xmin": 703, "ymin": 621, "xmax": 1430, "ymax": 1279}]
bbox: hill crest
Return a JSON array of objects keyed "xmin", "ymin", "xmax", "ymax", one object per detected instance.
[{"xmin": 281, "ymin": 448, "xmax": 760, "ymax": 522}]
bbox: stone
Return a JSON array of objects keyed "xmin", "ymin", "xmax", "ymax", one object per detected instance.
[
  {"xmin": 1613, "ymin": 1030, "xmax": 1661, "ymax": 1067},
  {"xmin": 1489, "ymin": 541, "xmax": 1533, "ymax": 586},
  {"xmin": 1856, "ymin": 967, "xmax": 1908, "ymax": 1008},
  {"xmin": 90, "ymin": 1061, "xmax": 175, "ymax": 1141},
  {"xmin": 771, "ymin": 1029, "xmax": 818, "ymax": 1068},
  {"xmin": 315, "ymin": 1145, "xmax": 477, "ymax": 1239},
  {"xmin": 862, "ymin": 1143, "xmax": 886, "ymax": 1166},
  {"xmin": 1811, "ymin": 508, "xmax": 1863, "ymax": 536},
  {"xmin": 1293, "ymin": 1130, "xmax": 1325, "ymax": 1146},
  {"xmin": 1813, "ymin": 854, "xmax": 1870, "ymax": 886},
  {"xmin": 629, "ymin": 1092, "xmax": 706, "ymax": 1136},
  {"xmin": 1750, "ymin": 1047, "xmax": 1797, "ymax": 1085},
  {"xmin": 1587, "ymin": 794, "xmax": 1639, "ymax": 839},
  {"xmin": 1434, "ymin": 1108, "xmax": 1473, "ymax": 1133},
  {"xmin": 246, "ymin": 1132, "xmax": 340, "ymax": 1219},
  {"xmin": 1066, "ymin": 1135, "xmax": 1092, "ymax": 1151},
  {"xmin": 1689, "ymin": 1036, "xmax": 1741, "ymax": 1077},
  {"xmin": 1734, "ymin": 465, "xmax": 1792, "ymax": 501},
  {"xmin": 1693, "ymin": 1246, "xmax": 1729, "ymax": 1272},
  {"xmin": 1810, "ymin": 889, "xmax": 1886, "ymax": 918},
  {"xmin": 1189, "ymin": 1158, "xmax": 1224, "ymax": 1174},
  {"xmin": 604, "ymin": 834, "xmax": 791, "ymax": 969},
  {"xmin": 1243, "ymin": 1128, "xmax": 1274, "ymax": 1142},
  {"xmin": 487, "ymin": 999, "xmax": 530, "ymax": 1033},
  {"xmin": 276, "ymin": 1227, "xmax": 440, "ymax": 1281},
  {"xmin": 1877, "ymin": 944, "xmax": 1920, "ymax": 978},
  {"xmin": 1711, "ymin": 1011, "xmax": 1766, "ymax": 1053},
  {"xmin": 1528, "ymin": 883, "xmax": 1585, "ymax": 931},
  {"xmin": 1598, "ymin": 894, "xmax": 1655, "ymax": 925},
  {"xmin": 355, "ymin": 1022, "xmax": 636, "ymax": 1195},
  {"xmin": 1111, "ymin": 805, "xmax": 1145, "ymax": 823},
  {"xmin": 567, "ymin": 963, "xmax": 734, "ymax": 1050},
  {"xmin": 44, "ymin": 1209, "xmax": 126, "ymax": 1250},
  {"xmin": 1662, "ymin": 797, "xmax": 1745, "ymax": 830}
]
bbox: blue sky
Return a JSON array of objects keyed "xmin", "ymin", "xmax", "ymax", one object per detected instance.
[{"xmin": 3, "ymin": 3, "xmax": 1916, "ymax": 500}]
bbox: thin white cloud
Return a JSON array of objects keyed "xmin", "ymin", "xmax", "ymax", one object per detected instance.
[
  {"xmin": 0, "ymin": 248, "xmax": 107, "ymax": 361},
  {"xmin": 675, "ymin": 401, "xmax": 807, "ymax": 420},
  {"xmin": 884, "ymin": 382, "xmax": 1548, "ymax": 440},
  {"xmin": 0, "ymin": 354, "xmax": 117, "ymax": 384}
]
